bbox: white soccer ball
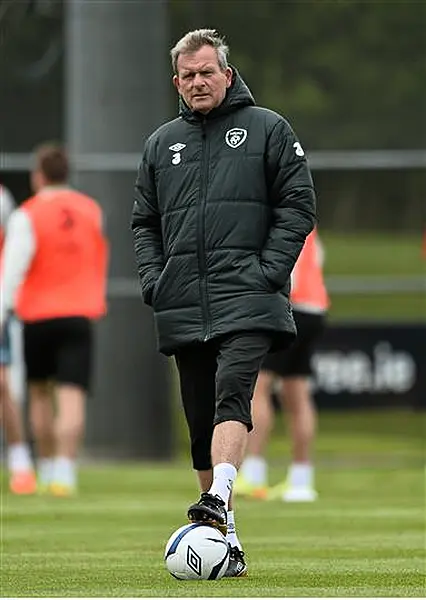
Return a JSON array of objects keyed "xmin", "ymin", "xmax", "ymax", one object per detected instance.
[{"xmin": 164, "ymin": 523, "xmax": 230, "ymax": 580}]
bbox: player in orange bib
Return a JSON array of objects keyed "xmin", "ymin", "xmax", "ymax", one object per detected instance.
[
  {"xmin": 235, "ymin": 227, "xmax": 329, "ymax": 501},
  {"xmin": 0, "ymin": 144, "xmax": 109, "ymax": 496},
  {"xmin": 0, "ymin": 184, "xmax": 37, "ymax": 494}
]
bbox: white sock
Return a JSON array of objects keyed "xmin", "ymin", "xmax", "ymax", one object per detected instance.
[
  {"xmin": 226, "ymin": 510, "xmax": 243, "ymax": 551},
  {"xmin": 37, "ymin": 458, "xmax": 55, "ymax": 486},
  {"xmin": 240, "ymin": 455, "xmax": 267, "ymax": 486},
  {"xmin": 52, "ymin": 456, "xmax": 77, "ymax": 488},
  {"xmin": 208, "ymin": 462, "xmax": 237, "ymax": 509},
  {"xmin": 287, "ymin": 462, "xmax": 314, "ymax": 488},
  {"xmin": 7, "ymin": 443, "xmax": 33, "ymax": 473}
]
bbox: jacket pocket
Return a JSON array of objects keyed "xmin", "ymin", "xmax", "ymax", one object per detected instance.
[
  {"xmin": 251, "ymin": 255, "xmax": 276, "ymax": 292},
  {"xmin": 151, "ymin": 262, "xmax": 168, "ymax": 306},
  {"xmin": 151, "ymin": 277, "xmax": 162, "ymax": 305}
]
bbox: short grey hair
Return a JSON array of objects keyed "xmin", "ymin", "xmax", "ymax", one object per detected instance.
[{"xmin": 171, "ymin": 29, "xmax": 229, "ymax": 74}]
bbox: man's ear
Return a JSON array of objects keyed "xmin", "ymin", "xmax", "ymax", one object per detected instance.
[
  {"xmin": 225, "ymin": 67, "xmax": 233, "ymax": 88},
  {"xmin": 173, "ymin": 75, "xmax": 180, "ymax": 93}
]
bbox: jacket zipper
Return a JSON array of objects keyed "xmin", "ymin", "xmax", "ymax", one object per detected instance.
[{"xmin": 198, "ymin": 119, "xmax": 211, "ymax": 342}]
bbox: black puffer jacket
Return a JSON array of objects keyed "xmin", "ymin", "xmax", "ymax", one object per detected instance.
[{"xmin": 131, "ymin": 69, "xmax": 316, "ymax": 355}]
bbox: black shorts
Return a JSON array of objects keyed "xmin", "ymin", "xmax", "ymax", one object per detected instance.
[
  {"xmin": 175, "ymin": 331, "xmax": 286, "ymax": 471},
  {"xmin": 23, "ymin": 317, "xmax": 93, "ymax": 391},
  {"xmin": 262, "ymin": 310, "xmax": 326, "ymax": 378}
]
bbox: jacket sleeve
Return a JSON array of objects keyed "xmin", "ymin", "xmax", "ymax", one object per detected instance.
[
  {"xmin": 131, "ymin": 142, "xmax": 164, "ymax": 306},
  {"xmin": 260, "ymin": 118, "xmax": 316, "ymax": 291}
]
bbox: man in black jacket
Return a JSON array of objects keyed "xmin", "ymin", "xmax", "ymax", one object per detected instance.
[{"xmin": 131, "ymin": 29, "xmax": 316, "ymax": 576}]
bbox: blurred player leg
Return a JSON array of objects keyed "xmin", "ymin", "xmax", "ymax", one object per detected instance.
[
  {"xmin": 278, "ymin": 376, "xmax": 317, "ymax": 502},
  {"xmin": 49, "ymin": 318, "xmax": 92, "ymax": 496},
  {"xmin": 8, "ymin": 317, "xmax": 26, "ymax": 406},
  {"xmin": 235, "ymin": 370, "xmax": 274, "ymax": 498},
  {"xmin": 26, "ymin": 317, "xmax": 92, "ymax": 496},
  {"xmin": 268, "ymin": 311, "xmax": 324, "ymax": 502},
  {"xmin": 50, "ymin": 383, "xmax": 86, "ymax": 496},
  {"xmin": 0, "ymin": 321, "xmax": 36, "ymax": 495},
  {"xmin": 28, "ymin": 381, "xmax": 55, "ymax": 492}
]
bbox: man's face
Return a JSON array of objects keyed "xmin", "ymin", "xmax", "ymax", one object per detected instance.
[{"xmin": 173, "ymin": 45, "xmax": 232, "ymax": 114}]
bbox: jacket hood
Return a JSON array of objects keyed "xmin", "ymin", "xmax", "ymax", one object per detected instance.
[{"xmin": 178, "ymin": 65, "xmax": 255, "ymax": 122}]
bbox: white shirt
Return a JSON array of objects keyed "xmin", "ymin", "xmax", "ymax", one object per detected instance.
[
  {"xmin": 0, "ymin": 185, "xmax": 16, "ymax": 230},
  {"xmin": 0, "ymin": 206, "xmax": 36, "ymax": 327}
]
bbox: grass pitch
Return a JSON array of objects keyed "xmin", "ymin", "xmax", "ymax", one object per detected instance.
[
  {"xmin": 2, "ymin": 411, "xmax": 424, "ymax": 598},
  {"xmin": 321, "ymin": 231, "xmax": 425, "ymax": 321}
]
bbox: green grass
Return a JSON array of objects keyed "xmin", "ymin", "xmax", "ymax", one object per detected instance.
[
  {"xmin": 268, "ymin": 409, "xmax": 425, "ymax": 464},
  {"xmin": 327, "ymin": 292, "xmax": 425, "ymax": 321},
  {"xmin": 2, "ymin": 411, "xmax": 425, "ymax": 598},
  {"xmin": 320, "ymin": 231, "xmax": 425, "ymax": 320},
  {"xmin": 322, "ymin": 232, "xmax": 425, "ymax": 277}
]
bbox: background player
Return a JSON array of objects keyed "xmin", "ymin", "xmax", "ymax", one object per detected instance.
[
  {"xmin": 235, "ymin": 227, "xmax": 329, "ymax": 501},
  {"xmin": 0, "ymin": 184, "xmax": 36, "ymax": 494},
  {"xmin": 0, "ymin": 145, "xmax": 109, "ymax": 496}
]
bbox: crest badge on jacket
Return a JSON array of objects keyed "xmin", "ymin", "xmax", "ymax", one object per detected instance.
[{"xmin": 225, "ymin": 128, "xmax": 247, "ymax": 149}]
